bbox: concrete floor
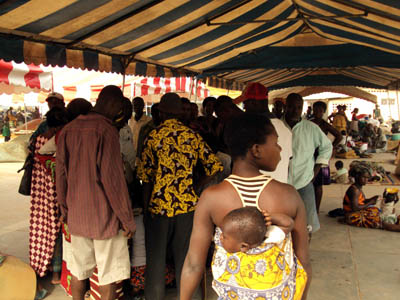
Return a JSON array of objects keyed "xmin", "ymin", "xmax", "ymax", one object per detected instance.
[{"xmin": 1, "ymin": 153, "xmax": 399, "ymax": 300}]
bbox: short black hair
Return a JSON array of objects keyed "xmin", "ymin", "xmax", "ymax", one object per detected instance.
[
  {"xmin": 313, "ymin": 101, "xmax": 327, "ymax": 112},
  {"xmin": 66, "ymin": 98, "xmax": 92, "ymax": 121},
  {"xmin": 223, "ymin": 207, "xmax": 266, "ymax": 246},
  {"xmin": 335, "ymin": 160, "xmax": 344, "ymax": 170},
  {"xmin": 286, "ymin": 93, "xmax": 303, "ymax": 104},
  {"xmin": 224, "ymin": 113, "xmax": 274, "ymax": 159},
  {"xmin": 133, "ymin": 97, "xmax": 144, "ymax": 105},
  {"xmin": 122, "ymin": 97, "xmax": 133, "ymax": 122},
  {"xmin": 181, "ymin": 97, "xmax": 190, "ymax": 104},
  {"xmin": 214, "ymin": 95, "xmax": 233, "ymax": 112},
  {"xmin": 46, "ymin": 107, "xmax": 69, "ymax": 128},
  {"xmin": 202, "ymin": 96, "xmax": 216, "ymax": 108},
  {"xmin": 349, "ymin": 165, "xmax": 370, "ymax": 179}
]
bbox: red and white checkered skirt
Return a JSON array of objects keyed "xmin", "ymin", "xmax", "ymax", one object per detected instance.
[{"xmin": 29, "ymin": 135, "xmax": 61, "ymax": 277}]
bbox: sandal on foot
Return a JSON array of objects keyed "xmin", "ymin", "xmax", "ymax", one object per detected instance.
[{"xmin": 35, "ymin": 288, "xmax": 48, "ymax": 300}]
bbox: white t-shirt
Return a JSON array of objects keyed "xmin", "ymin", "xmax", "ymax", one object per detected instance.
[{"xmin": 261, "ymin": 118, "xmax": 292, "ymax": 183}]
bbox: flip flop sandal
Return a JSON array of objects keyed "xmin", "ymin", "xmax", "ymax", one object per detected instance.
[{"xmin": 35, "ymin": 288, "xmax": 48, "ymax": 300}]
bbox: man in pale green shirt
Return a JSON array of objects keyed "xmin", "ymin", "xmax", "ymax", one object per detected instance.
[{"xmin": 284, "ymin": 93, "xmax": 332, "ymax": 234}]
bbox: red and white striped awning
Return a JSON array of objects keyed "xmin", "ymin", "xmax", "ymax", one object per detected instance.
[
  {"xmin": 134, "ymin": 77, "xmax": 209, "ymax": 99},
  {"xmin": 0, "ymin": 59, "xmax": 52, "ymax": 95},
  {"xmin": 63, "ymin": 77, "xmax": 209, "ymax": 101}
]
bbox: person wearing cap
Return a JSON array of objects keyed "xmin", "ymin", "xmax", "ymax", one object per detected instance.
[
  {"xmin": 56, "ymin": 85, "xmax": 135, "ymax": 300},
  {"xmin": 30, "ymin": 92, "xmax": 65, "ymax": 141},
  {"xmin": 284, "ymin": 93, "xmax": 332, "ymax": 236},
  {"xmin": 238, "ymin": 82, "xmax": 293, "ymax": 184},
  {"xmin": 137, "ymin": 92, "xmax": 222, "ymax": 300}
]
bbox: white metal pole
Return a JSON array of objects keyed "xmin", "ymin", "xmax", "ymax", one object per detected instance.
[
  {"xmin": 189, "ymin": 77, "xmax": 194, "ymax": 101},
  {"xmin": 387, "ymin": 89, "xmax": 392, "ymax": 119},
  {"xmin": 194, "ymin": 78, "xmax": 199, "ymax": 103},
  {"xmin": 396, "ymin": 84, "xmax": 400, "ymax": 120}
]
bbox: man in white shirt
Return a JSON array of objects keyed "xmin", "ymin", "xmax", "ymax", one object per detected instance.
[
  {"xmin": 129, "ymin": 97, "xmax": 151, "ymax": 161},
  {"xmin": 237, "ymin": 82, "xmax": 292, "ymax": 183},
  {"xmin": 284, "ymin": 93, "xmax": 332, "ymax": 234}
]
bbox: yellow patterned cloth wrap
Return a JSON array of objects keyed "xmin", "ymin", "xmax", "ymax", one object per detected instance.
[
  {"xmin": 212, "ymin": 227, "xmax": 307, "ymax": 300},
  {"xmin": 137, "ymin": 118, "xmax": 222, "ymax": 217}
]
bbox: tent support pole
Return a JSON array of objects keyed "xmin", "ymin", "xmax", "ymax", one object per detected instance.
[
  {"xmin": 189, "ymin": 77, "xmax": 194, "ymax": 101},
  {"xmin": 387, "ymin": 89, "xmax": 392, "ymax": 119},
  {"xmin": 194, "ymin": 78, "xmax": 199, "ymax": 103},
  {"xmin": 397, "ymin": 83, "xmax": 400, "ymax": 120},
  {"xmin": 122, "ymin": 72, "xmax": 126, "ymax": 93},
  {"xmin": 24, "ymin": 101, "xmax": 27, "ymax": 131}
]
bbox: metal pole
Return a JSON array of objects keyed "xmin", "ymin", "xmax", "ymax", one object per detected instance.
[
  {"xmin": 24, "ymin": 101, "xmax": 27, "ymax": 131},
  {"xmin": 189, "ymin": 77, "xmax": 194, "ymax": 101},
  {"xmin": 194, "ymin": 78, "xmax": 199, "ymax": 103},
  {"xmin": 121, "ymin": 73, "xmax": 126, "ymax": 94},
  {"xmin": 397, "ymin": 83, "xmax": 400, "ymax": 120},
  {"xmin": 387, "ymin": 89, "xmax": 392, "ymax": 119}
]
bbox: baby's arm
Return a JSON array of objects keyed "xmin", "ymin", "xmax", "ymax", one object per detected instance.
[{"xmin": 261, "ymin": 210, "xmax": 294, "ymax": 235}]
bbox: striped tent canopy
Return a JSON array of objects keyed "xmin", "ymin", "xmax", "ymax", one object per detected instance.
[
  {"xmin": 0, "ymin": 0, "xmax": 399, "ymax": 90},
  {"xmin": 269, "ymin": 86, "xmax": 378, "ymax": 103}
]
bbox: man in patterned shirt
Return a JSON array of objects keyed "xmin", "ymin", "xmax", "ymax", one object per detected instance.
[{"xmin": 137, "ymin": 93, "xmax": 223, "ymax": 300}]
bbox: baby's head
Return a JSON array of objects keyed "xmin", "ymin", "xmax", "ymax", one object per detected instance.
[
  {"xmin": 220, "ymin": 207, "xmax": 266, "ymax": 253},
  {"xmin": 335, "ymin": 160, "xmax": 344, "ymax": 171},
  {"xmin": 383, "ymin": 188, "xmax": 399, "ymax": 204}
]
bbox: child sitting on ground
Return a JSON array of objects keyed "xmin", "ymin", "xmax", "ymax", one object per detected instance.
[
  {"xmin": 380, "ymin": 188, "xmax": 399, "ymax": 224},
  {"xmin": 331, "ymin": 160, "xmax": 348, "ymax": 183},
  {"xmin": 220, "ymin": 207, "xmax": 293, "ymax": 253}
]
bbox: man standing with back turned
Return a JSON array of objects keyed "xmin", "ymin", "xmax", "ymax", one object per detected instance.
[
  {"xmin": 56, "ymin": 85, "xmax": 136, "ymax": 300},
  {"xmin": 137, "ymin": 93, "xmax": 222, "ymax": 300}
]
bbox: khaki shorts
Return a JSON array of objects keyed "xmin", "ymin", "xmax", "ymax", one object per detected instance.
[{"xmin": 68, "ymin": 231, "xmax": 130, "ymax": 285}]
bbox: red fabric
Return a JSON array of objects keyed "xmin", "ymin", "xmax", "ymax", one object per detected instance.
[
  {"xmin": 24, "ymin": 63, "xmax": 43, "ymax": 89},
  {"xmin": 0, "ymin": 60, "xmax": 13, "ymax": 85},
  {"xmin": 29, "ymin": 136, "xmax": 60, "ymax": 277}
]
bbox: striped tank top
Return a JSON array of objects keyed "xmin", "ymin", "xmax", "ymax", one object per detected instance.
[{"xmin": 211, "ymin": 174, "xmax": 307, "ymax": 300}]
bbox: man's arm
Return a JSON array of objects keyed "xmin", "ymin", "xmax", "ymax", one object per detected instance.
[
  {"xmin": 55, "ymin": 130, "xmax": 68, "ymax": 220},
  {"xmin": 180, "ymin": 190, "xmax": 214, "ymax": 300},
  {"xmin": 100, "ymin": 130, "xmax": 136, "ymax": 233},
  {"xmin": 313, "ymin": 124, "xmax": 333, "ymax": 179},
  {"xmin": 196, "ymin": 134, "xmax": 223, "ymax": 177}
]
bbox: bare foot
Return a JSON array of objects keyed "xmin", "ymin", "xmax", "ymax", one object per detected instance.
[{"xmin": 51, "ymin": 271, "xmax": 61, "ymax": 285}]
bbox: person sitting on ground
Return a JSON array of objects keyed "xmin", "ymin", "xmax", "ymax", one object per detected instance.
[
  {"xmin": 343, "ymin": 166, "xmax": 400, "ymax": 231},
  {"xmin": 331, "ymin": 161, "xmax": 348, "ymax": 184},
  {"xmin": 220, "ymin": 207, "xmax": 294, "ymax": 253},
  {"xmin": 380, "ymin": 189, "xmax": 399, "ymax": 225},
  {"xmin": 181, "ymin": 113, "xmax": 310, "ymax": 300},
  {"xmin": 360, "ymin": 123, "xmax": 376, "ymax": 148}
]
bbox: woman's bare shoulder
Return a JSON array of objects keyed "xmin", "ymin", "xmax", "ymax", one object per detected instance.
[{"xmin": 259, "ymin": 179, "xmax": 301, "ymax": 216}]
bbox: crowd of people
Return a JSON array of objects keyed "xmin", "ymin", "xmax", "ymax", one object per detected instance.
[
  {"xmin": 1, "ymin": 106, "xmax": 41, "ymax": 142},
  {"xmin": 22, "ymin": 83, "xmax": 400, "ymax": 300}
]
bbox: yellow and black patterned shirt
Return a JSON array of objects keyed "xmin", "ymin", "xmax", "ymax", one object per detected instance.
[{"xmin": 137, "ymin": 118, "xmax": 223, "ymax": 217}]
